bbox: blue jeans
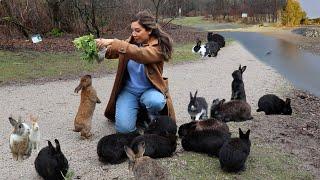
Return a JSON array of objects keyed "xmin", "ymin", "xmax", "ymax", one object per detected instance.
[{"xmin": 115, "ymin": 88, "xmax": 166, "ymax": 133}]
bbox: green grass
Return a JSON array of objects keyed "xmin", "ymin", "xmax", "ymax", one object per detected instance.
[
  {"xmin": 0, "ymin": 50, "xmax": 118, "ymax": 84},
  {"xmin": 162, "ymin": 144, "xmax": 313, "ymax": 180},
  {"xmin": 171, "ymin": 43, "xmax": 199, "ymax": 64},
  {"xmin": 170, "ymin": 16, "xmax": 213, "ymax": 27},
  {"xmin": 0, "ymin": 43, "xmax": 200, "ymax": 85},
  {"xmin": 169, "ymin": 16, "xmax": 250, "ymax": 31}
]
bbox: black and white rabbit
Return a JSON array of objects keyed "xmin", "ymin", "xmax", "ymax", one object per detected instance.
[
  {"xmin": 219, "ymin": 128, "xmax": 251, "ymax": 172},
  {"xmin": 9, "ymin": 116, "xmax": 32, "ymax": 161},
  {"xmin": 231, "ymin": 65, "xmax": 247, "ymax": 102},
  {"xmin": 192, "ymin": 38, "xmax": 206, "ymax": 57},
  {"xmin": 192, "ymin": 33, "xmax": 222, "ymax": 58},
  {"xmin": 211, "ymin": 99, "xmax": 253, "ymax": 122},
  {"xmin": 257, "ymin": 94, "xmax": 292, "ymax": 115},
  {"xmin": 144, "ymin": 115, "xmax": 177, "ymax": 136},
  {"xmin": 188, "ymin": 91, "xmax": 208, "ymax": 120},
  {"xmin": 181, "ymin": 129, "xmax": 230, "ymax": 157},
  {"xmin": 35, "ymin": 139, "xmax": 69, "ymax": 180},
  {"xmin": 130, "ymin": 133, "xmax": 177, "ymax": 159},
  {"xmin": 178, "ymin": 118, "xmax": 229, "ymax": 138},
  {"xmin": 97, "ymin": 131, "xmax": 140, "ymax": 164}
]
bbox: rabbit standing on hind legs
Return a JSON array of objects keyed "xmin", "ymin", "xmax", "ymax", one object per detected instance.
[
  {"xmin": 231, "ymin": 65, "xmax": 247, "ymax": 102},
  {"xmin": 74, "ymin": 75, "xmax": 101, "ymax": 139},
  {"xmin": 29, "ymin": 114, "xmax": 41, "ymax": 153}
]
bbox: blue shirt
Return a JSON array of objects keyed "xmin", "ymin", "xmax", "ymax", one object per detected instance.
[{"xmin": 124, "ymin": 59, "xmax": 153, "ymax": 95}]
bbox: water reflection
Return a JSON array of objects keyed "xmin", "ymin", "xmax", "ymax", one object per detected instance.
[{"xmin": 220, "ymin": 32, "xmax": 320, "ymax": 97}]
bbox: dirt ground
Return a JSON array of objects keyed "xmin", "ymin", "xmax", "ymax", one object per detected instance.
[
  {"xmin": 246, "ymin": 27, "xmax": 320, "ymax": 178},
  {"xmin": 252, "ymin": 89, "xmax": 320, "ymax": 177}
]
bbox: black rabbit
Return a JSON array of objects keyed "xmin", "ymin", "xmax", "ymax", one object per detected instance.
[
  {"xmin": 144, "ymin": 115, "xmax": 177, "ymax": 136},
  {"xmin": 231, "ymin": 65, "xmax": 247, "ymax": 102},
  {"xmin": 181, "ymin": 129, "xmax": 230, "ymax": 157},
  {"xmin": 211, "ymin": 99, "xmax": 253, "ymax": 122},
  {"xmin": 188, "ymin": 91, "xmax": 208, "ymax": 120},
  {"xmin": 207, "ymin": 32, "xmax": 225, "ymax": 48},
  {"xmin": 34, "ymin": 139, "xmax": 69, "ymax": 180},
  {"xmin": 219, "ymin": 128, "xmax": 251, "ymax": 172},
  {"xmin": 130, "ymin": 133, "xmax": 177, "ymax": 159},
  {"xmin": 178, "ymin": 118, "xmax": 229, "ymax": 138},
  {"xmin": 97, "ymin": 131, "xmax": 140, "ymax": 164},
  {"xmin": 205, "ymin": 41, "xmax": 220, "ymax": 57},
  {"xmin": 257, "ymin": 94, "xmax": 292, "ymax": 115}
]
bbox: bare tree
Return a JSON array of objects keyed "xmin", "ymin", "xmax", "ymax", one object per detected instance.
[{"xmin": 150, "ymin": 0, "xmax": 166, "ymax": 22}]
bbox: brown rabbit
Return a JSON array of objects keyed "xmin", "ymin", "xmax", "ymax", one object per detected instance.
[
  {"xmin": 211, "ymin": 99, "xmax": 253, "ymax": 122},
  {"xmin": 74, "ymin": 75, "xmax": 101, "ymax": 139},
  {"xmin": 124, "ymin": 142, "xmax": 170, "ymax": 180}
]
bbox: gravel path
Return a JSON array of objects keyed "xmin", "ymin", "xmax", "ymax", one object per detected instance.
[{"xmin": 0, "ymin": 42, "xmax": 293, "ymax": 179}]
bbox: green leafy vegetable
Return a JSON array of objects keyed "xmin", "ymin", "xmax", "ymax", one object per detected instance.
[{"xmin": 73, "ymin": 34, "xmax": 98, "ymax": 63}]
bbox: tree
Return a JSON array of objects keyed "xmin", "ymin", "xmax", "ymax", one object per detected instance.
[
  {"xmin": 150, "ymin": 0, "xmax": 166, "ymax": 23},
  {"xmin": 281, "ymin": 0, "xmax": 305, "ymax": 26}
]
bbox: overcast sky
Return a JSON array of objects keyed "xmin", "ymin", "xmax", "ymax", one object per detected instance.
[{"xmin": 299, "ymin": 0, "xmax": 320, "ymax": 18}]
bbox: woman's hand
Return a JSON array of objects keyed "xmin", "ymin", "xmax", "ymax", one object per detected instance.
[{"xmin": 95, "ymin": 38, "xmax": 114, "ymax": 50}]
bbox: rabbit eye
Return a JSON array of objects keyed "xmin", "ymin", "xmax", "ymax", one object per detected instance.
[{"xmin": 18, "ymin": 124, "xmax": 22, "ymax": 128}]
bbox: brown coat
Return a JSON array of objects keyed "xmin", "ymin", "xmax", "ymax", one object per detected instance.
[{"xmin": 104, "ymin": 36, "xmax": 176, "ymax": 122}]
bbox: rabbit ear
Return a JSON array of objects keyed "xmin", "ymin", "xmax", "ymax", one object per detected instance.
[
  {"xmin": 124, "ymin": 145, "xmax": 135, "ymax": 162},
  {"xmin": 86, "ymin": 74, "xmax": 92, "ymax": 79},
  {"xmin": 239, "ymin": 64, "xmax": 242, "ymax": 70},
  {"xmin": 212, "ymin": 98, "xmax": 220, "ymax": 105},
  {"xmin": 137, "ymin": 141, "xmax": 146, "ymax": 158},
  {"xmin": 29, "ymin": 114, "xmax": 38, "ymax": 123},
  {"xmin": 241, "ymin": 66, "xmax": 247, "ymax": 73},
  {"xmin": 239, "ymin": 128, "xmax": 244, "ymax": 137},
  {"xmin": 285, "ymin": 98, "xmax": 291, "ymax": 105},
  {"xmin": 190, "ymin": 92, "xmax": 193, "ymax": 99},
  {"xmin": 239, "ymin": 128, "xmax": 250, "ymax": 139},
  {"xmin": 9, "ymin": 117, "xmax": 17, "ymax": 126},
  {"xmin": 194, "ymin": 90, "xmax": 198, "ymax": 98},
  {"xmin": 48, "ymin": 140, "xmax": 56, "ymax": 154},
  {"xmin": 54, "ymin": 139, "xmax": 61, "ymax": 153},
  {"xmin": 245, "ymin": 129, "xmax": 251, "ymax": 138},
  {"xmin": 219, "ymin": 99, "xmax": 225, "ymax": 106}
]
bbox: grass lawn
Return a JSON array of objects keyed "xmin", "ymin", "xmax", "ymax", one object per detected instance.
[
  {"xmin": 0, "ymin": 43, "xmax": 199, "ymax": 85},
  {"xmin": 161, "ymin": 144, "xmax": 313, "ymax": 179},
  {"xmin": 169, "ymin": 16, "xmax": 251, "ymax": 31}
]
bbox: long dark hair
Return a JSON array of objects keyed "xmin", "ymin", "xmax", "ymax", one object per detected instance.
[{"xmin": 131, "ymin": 11, "xmax": 173, "ymax": 61}]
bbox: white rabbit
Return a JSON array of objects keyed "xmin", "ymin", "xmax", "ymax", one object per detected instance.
[{"xmin": 29, "ymin": 114, "xmax": 41, "ymax": 153}]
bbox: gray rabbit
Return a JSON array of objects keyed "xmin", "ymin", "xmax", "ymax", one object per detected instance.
[
  {"xmin": 231, "ymin": 65, "xmax": 247, "ymax": 102},
  {"xmin": 188, "ymin": 91, "xmax": 208, "ymax": 120}
]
